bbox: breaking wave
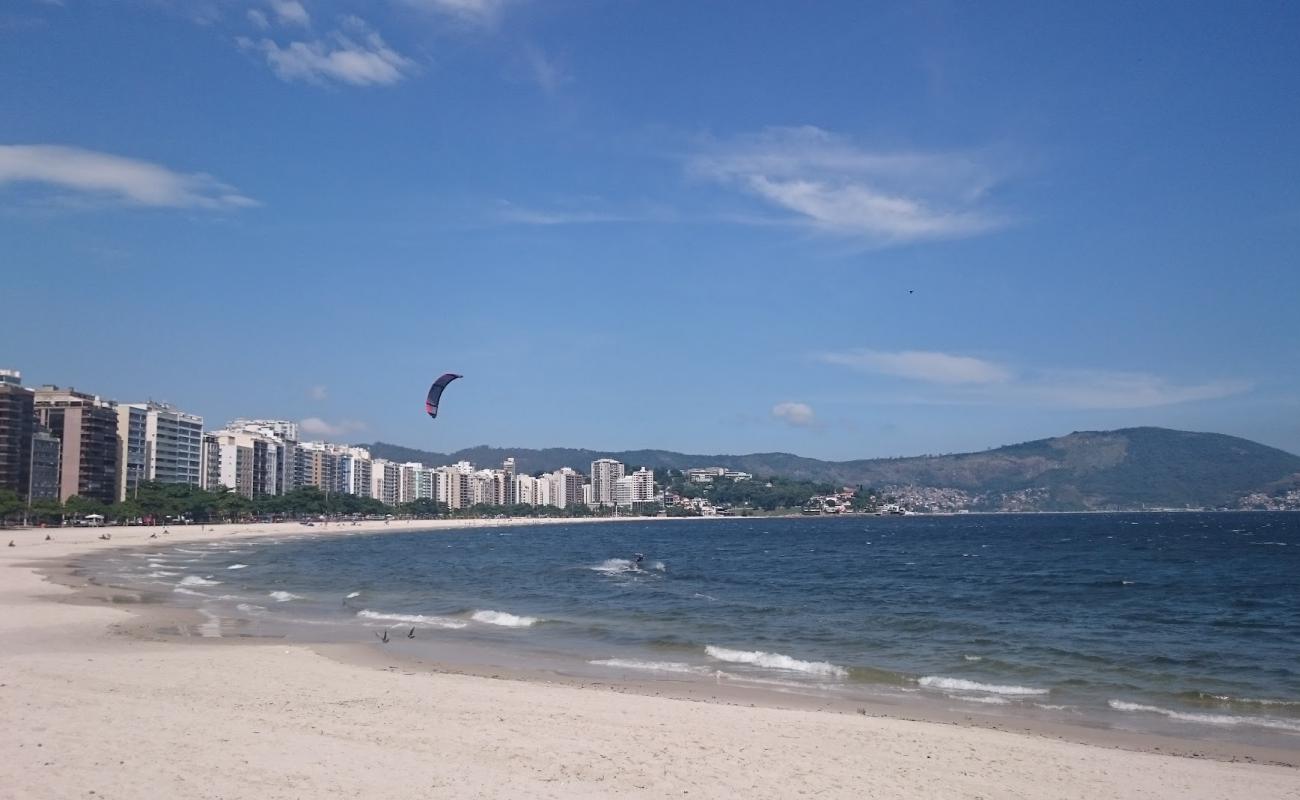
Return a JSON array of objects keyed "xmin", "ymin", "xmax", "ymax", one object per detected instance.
[
  {"xmin": 357, "ymin": 610, "xmax": 468, "ymax": 629},
  {"xmin": 704, "ymin": 646, "xmax": 848, "ymax": 678},
  {"xmin": 471, "ymin": 610, "xmax": 540, "ymax": 628},
  {"xmin": 1108, "ymin": 700, "xmax": 1300, "ymax": 734},
  {"xmin": 179, "ymin": 575, "xmax": 221, "ymax": 586},
  {"xmin": 268, "ymin": 591, "xmax": 302, "ymax": 602},
  {"xmin": 226, "ymin": 564, "xmax": 249, "ymax": 570},
  {"xmin": 918, "ymin": 677, "xmax": 1049, "ymax": 696},
  {"xmin": 590, "ymin": 659, "xmax": 712, "ymax": 676}
]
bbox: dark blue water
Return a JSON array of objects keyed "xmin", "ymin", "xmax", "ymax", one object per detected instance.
[{"xmin": 95, "ymin": 512, "xmax": 1300, "ymax": 745}]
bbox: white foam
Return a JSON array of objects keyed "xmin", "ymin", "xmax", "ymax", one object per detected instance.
[
  {"xmin": 950, "ymin": 694, "xmax": 1009, "ymax": 705},
  {"xmin": 268, "ymin": 591, "xmax": 302, "ymax": 602},
  {"xmin": 146, "ymin": 570, "xmax": 179, "ymax": 577},
  {"xmin": 236, "ymin": 603, "xmax": 266, "ymax": 613},
  {"xmin": 471, "ymin": 610, "xmax": 540, "ymax": 628},
  {"xmin": 918, "ymin": 677, "xmax": 1048, "ymax": 696},
  {"xmin": 180, "ymin": 575, "xmax": 221, "ymax": 586},
  {"xmin": 173, "ymin": 587, "xmax": 205, "ymax": 596},
  {"xmin": 357, "ymin": 609, "xmax": 468, "ymax": 629},
  {"xmin": 345, "ymin": 591, "xmax": 361, "ymax": 599},
  {"xmin": 963, "ymin": 655, "xmax": 983, "ymax": 662},
  {"xmin": 704, "ymin": 646, "xmax": 848, "ymax": 678},
  {"xmin": 590, "ymin": 659, "xmax": 711, "ymax": 676},
  {"xmin": 591, "ymin": 558, "xmax": 637, "ymax": 574},
  {"xmin": 226, "ymin": 564, "xmax": 249, "ymax": 570},
  {"xmin": 1107, "ymin": 700, "xmax": 1300, "ymax": 734},
  {"xmin": 197, "ymin": 609, "xmax": 222, "ymax": 639}
]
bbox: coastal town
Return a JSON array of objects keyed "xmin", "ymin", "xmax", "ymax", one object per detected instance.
[{"xmin": 1, "ymin": 368, "xmax": 893, "ymax": 523}]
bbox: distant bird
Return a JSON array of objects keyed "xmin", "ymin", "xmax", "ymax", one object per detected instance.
[
  {"xmin": 44, "ymin": 534, "xmax": 51, "ymax": 541},
  {"xmin": 375, "ymin": 630, "xmax": 390, "ymax": 644},
  {"xmin": 908, "ymin": 290, "xmax": 914, "ymax": 294},
  {"xmin": 407, "ymin": 627, "xmax": 415, "ymax": 639},
  {"xmin": 149, "ymin": 533, "xmax": 158, "ymax": 539},
  {"xmin": 7, "ymin": 541, "xmax": 13, "ymax": 548}
]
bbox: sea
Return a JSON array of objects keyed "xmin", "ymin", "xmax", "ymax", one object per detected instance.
[{"xmin": 86, "ymin": 512, "xmax": 1300, "ymax": 748}]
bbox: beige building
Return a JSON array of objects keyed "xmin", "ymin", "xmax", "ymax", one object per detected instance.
[{"xmin": 33, "ymin": 386, "xmax": 120, "ymax": 504}]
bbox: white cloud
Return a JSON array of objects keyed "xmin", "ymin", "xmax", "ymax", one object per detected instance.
[
  {"xmin": 398, "ymin": 0, "xmax": 514, "ymax": 25},
  {"xmin": 269, "ymin": 0, "xmax": 310, "ymax": 28},
  {"xmin": 818, "ymin": 348, "xmax": 1011, "ymax": 385},
  {"xmin": 496, "ymin": 200, "xmax": 635, "ymax": 226},
  {"xmin": 238, "ymin": 17, "xmax": 414, "ymax": 86},
  {"xmin": 299, "ymin": 417, "xmax": 367, "ymax": 437},
  {"xmin": 247, "ymin": 8, "xmax": 269, "ymax": 29},
  {"xmin": 772, "ymin": 402, "xmax": 816, "ymax": 427},
  {"xmin": 689, "ymin": 126, "xmax": 1007, "ymax": 244},
  {"xmin": 1014, "ymin": 370, "xmax": 1251, "ymax": 410},
  {"xmin": 523, "ymin": 46, "xmax": 567, "ymax": 94},
  {"xmin": 0, "ymin": 144, "xmax": 257, "ymax": 209},
  {"xmin": 817, "ymin": 347, "xmax": 1250, "ymax": 410},
  {"xmin": 308, "ymin": 385, "xmax": 328, "ymax": 401}
]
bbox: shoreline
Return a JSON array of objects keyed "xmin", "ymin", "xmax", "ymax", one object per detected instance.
[{"xmin": 3, "ymin": 520, "xmax": 1298, "ymax": 798}]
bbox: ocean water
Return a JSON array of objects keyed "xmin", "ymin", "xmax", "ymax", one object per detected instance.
[{"xmin": 90, "ymin": 513, "xmax": 1300, "ymax": 746}]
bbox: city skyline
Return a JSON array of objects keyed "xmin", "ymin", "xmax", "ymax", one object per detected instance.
[{"xmin": 3, "ymin": 1, "xmax": 1299, "ymax": 459}]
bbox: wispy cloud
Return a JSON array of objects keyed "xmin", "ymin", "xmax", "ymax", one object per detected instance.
[
  {"xmin": 772, "ymin": 402, "xmax": 816, "ymax": 427},
  {"xmin": 817, "ymin": 347, "xmax": 1249, "ymax": 409},
  {"xmin": 308, "ymin": 385, "xmax": 328, "ymax": 401},
  {"xmin": 522, "ymin": 45, "xmax": 568, "ymax": 94},
  {"xmin": 689, "ymin": 126, "xmax": 1008, "ymax": 245},
  {"xmin": 398, "ymin": 0, "xmax": 516, "ymax": 25},
  {"xmin": 819, "ymin": 349, "xmax": 1012, "ymax": 385},
  {"xmin": 495, "ymin": 200, "xmax": 639, "ymax": 226},
  {"xmin": 269, "ymin": 0, "xmax": 310, "ymax": 28},
  {"xmin": 299, "ymin": 417, "xmax": 367, "ymax": 437},
  {"xmin": 238, "ymin": 16, "xmax": 415, "ymax": 87},
  {"xmin": 247, "ymin": 8, "xmax": 269, "ymax": 29},
  {"xmin": 0, "ymin": 144, "xmax": 257, "ymax": 209}
]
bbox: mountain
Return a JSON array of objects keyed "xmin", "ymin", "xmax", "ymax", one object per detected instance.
[{"xmin": 362, "ymin": 428, "xmax": 1300, "ymax": 511}]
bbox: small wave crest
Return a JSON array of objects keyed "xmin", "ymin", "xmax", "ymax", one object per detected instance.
[
  {"xmin": 471, "ymin": 610, "xmax": 539, "ymax": 628},
  {"xmin": 590, "ymin": 658, "xmax": 712, "ymax": 676},
  {"xmin": 226, "ymin": 564, "xmax": 249, "ymax": 570},
  {"xmin": 268, "ymin": 591, "xmax": 302, "ymax": 602},
  {"xmin": 1108, "ymin": 700, "xmax": 1300, "ymax": 734},
  {"xmin": 918, "ymin": 676, "xmax": 1048, "ymax": 696},
  {"xmin": 180, "ymin": 575, "xmax": 221, "ymax": 586},
  {"xmin": 357, "ymin": 610, "xmax": 468, "ymax": 629},
  {"xmin": 704, "ymin": 646, "xmax": 847, "ymax": 678}
]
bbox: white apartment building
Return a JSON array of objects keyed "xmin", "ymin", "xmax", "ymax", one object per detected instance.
[
  {"xmin": 514, "ymin": 473, "xmax": 538, "ymax": 505},
  {"xmin": 115, "ymin": 401, "xmax": 204, "ymax": 500},
  {"xmin": 614, "ymin": 467, "xmax": 656, "ymax": 508},
  {"xmin": 545, "ymin": 467, "xmax": 585, "ymax": 509},
  {"xmin": 590, "ymin": 458, "xmax": 625, "ymax": 505}
]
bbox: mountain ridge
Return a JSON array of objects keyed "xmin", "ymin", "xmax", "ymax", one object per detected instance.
[{"xmin": 361, "ymin": 427, "xmax": 1300, "ymax": 511}]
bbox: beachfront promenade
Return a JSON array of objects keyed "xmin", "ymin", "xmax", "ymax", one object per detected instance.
[{"xmin": 1, "ymin": 520, "xmax": 1297, "ymax": 800}]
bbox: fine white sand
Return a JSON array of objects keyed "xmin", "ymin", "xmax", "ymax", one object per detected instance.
[{"xmin": 2, "ymin": 522, "xmax": 1298, "ymax": 799}]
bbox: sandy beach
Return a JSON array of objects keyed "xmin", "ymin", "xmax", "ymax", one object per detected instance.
[{"xmin": 2, "ymin": 520, "xmax": 1297, "ymax": 799}]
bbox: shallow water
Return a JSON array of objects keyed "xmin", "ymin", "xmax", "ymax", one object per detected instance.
[{"xmin": 89, "ymin": 512, "xmax": 1300, "ymax": 747}]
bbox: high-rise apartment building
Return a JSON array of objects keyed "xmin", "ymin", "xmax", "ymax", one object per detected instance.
[
  {"xmin": 615, "ymin": 467, "xmax": 656, "ymax": 508},
  {"xmin": 33, "ymin": 386, "xmax": 120, "ymax": 504},
  {"xmin": 116, "ymin": 402, "xmax": 203, "ymax": 499},
  {"xmin": 201, "ymin": 428, "xmax": 286, "ymax": 498},
  {"xmin": 545, "ymin": 467, "xmax": 585, "ymax": 509},
  {"xmin": 590, "ymin": 458, "xmax": 625, "ymax": 506},
  {"xmin": 0, "ymin": 370, "xmax": 34, "ymax": 500}
]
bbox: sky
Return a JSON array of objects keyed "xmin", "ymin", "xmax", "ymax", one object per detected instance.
[{"xmin": 3, "ymin": 0, "xmax": 1299, "ymax": 460}]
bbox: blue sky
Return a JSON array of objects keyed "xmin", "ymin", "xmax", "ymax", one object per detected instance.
[{"xmin": 3, "ymin": 0, "xmax": 1298, "ymax": 459}]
